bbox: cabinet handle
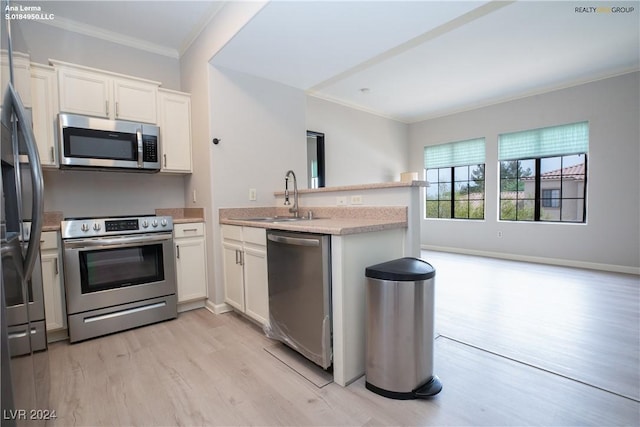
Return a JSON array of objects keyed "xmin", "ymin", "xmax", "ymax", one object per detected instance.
[
  {"xmin": 105, "ymin": 100, "xmax": 109, "ymax": 116},
  {"xmin": 239, "ymin": 251, "xmax": 244, "ymax": 266},
  {"xmin": 235, "ymin": 249, "xmax": 239, "ymax": 265},
  {"xmin": 49, "ymin": 146, "xmax": 54, "ymax": 163},
  {"xmin": 182, "ymin": 228, "xmax": 198, "ymax": 233},
  {"xmin": 54, "ymin": 257, "xmax": 58, "ymax": 275},
  {"xmin": 176, "ymin": 245, "xmax": 180, "ymax": 259},
  {"xmin": 163, "ymin": 154, "xmax": 167, "ymax": 168},
  {"xmin": 115, "ymin": 101, "xmax": 119, "ymax": 118}
]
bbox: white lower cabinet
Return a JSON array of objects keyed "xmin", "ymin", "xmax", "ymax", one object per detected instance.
[
  {"xmin": 40, "ymin": 231, "xmax": 66, "ymax": 339},
  {"xmin": 221, "ymin": 225, "xmax": 269, "ymax": 326},
  {"xmin": 174, "ymin": 223, "xmax": 208, "ymax": 311}
]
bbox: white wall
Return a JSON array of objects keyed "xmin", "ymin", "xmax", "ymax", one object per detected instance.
[
  {"xmin": 18, "ymin": 20, "xmax": 182, "ymax": 89},
  {"xmin": 306, "ymin": 96, "xmax": 409, "ymax": 186},
  {"xmin": 409, "ymin": 72, "xmax": 640, "ymax": 273},
  {"xmin": 43, "ymin": 170, "xmax": 185, "ymax": 218},
  {"xmin": 210, "ymin": 66, "xmax": 307, "ymax": 207}
]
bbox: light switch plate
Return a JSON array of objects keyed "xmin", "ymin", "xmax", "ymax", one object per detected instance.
[{"xmin": 249, "ymin": 188, "xmax": 257, "ymax": 201}]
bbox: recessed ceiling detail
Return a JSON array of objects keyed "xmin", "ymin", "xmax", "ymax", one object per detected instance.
[{"xmin": 213, "ymin": 1, "xmax": 639, "ymax": 123}]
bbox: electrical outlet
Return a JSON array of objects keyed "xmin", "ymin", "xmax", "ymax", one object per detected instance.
[
  {"xmin": 351, "ymin": 195, "xmax": 363, "ymax": 205},
  {"xmin": 249, "ymin": 188, "xmax": 257, "ymax": 201},
  {"xmin": 497, "ymin": 231, "xmax": 503, "ymax": 238},
  {"xmin": 337, "ymin": 196, "xmax": 347, "ymax": 206}
]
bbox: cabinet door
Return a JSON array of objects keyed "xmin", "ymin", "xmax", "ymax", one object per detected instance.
[
  {"xmin": 175, "ymin": 237, "xmax": 207, "ymax": 303},
  {"xmin": 243, "ymin": 244, "xmax": 269, "ymax": 325},
  {"xmin": 31, "ymin": 65, "xmax": 59, "ymax": 167},
  {"xmin": 222, "ymin": 240, "xmax": 245, "ymax": 311},
  {"xmin": 57, "ymin": 67, "xmax": 110, "ymax": 118},
  {"xmin": 113, "ymin": 78, "xmax": 158, "ymax": 124},
  {"xmin": 1, "ymin": 52, "xmax": 32, "ymax": 107},
  {"xmin": 158, "ymin": 91, "xmax": 192, "ymax": 172},
  {"xmin": 41, "ymin": 251, "xmax": 66, "ymax": 331}
]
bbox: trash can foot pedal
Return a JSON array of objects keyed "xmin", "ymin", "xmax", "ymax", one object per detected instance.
[
  {"xmin": 414, "ymin": 375, "xmax": 442, "ymax": 398},
  {"xmin": 366, "ymin": 375, "xmax": 442, "ymax": 400}
]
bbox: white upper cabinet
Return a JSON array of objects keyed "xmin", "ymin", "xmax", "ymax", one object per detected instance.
[
  {"xmin": 53, "ymin": 60, "xmax": 159, "ymax": 123},
  {"xmin": 158, "ymin": 89, "xmax": 192, "ymax": 173},
  {"xmin": 112, "ymin": 78, "xmax": 158, "ymax": 123},
  {"xmin": 30, "ymin": 64, "xmax": 59, "ymax": 167},
  {"xmin": 1, "ymin": 51, "xmax": 32, "ymax": 107}
]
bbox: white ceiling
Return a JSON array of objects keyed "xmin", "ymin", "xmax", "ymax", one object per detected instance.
[
  {"xmin": 31, "ymin": 1, "xmax": 224, "ymax": 57},
  {"xmin": 31, "ymin": 1, "xmax": 640, "ymax": 123}
]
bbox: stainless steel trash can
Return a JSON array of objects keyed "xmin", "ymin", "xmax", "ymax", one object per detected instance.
[{"xmin": 365, "ymin": 257, "xmax": 442, "ymax": 399}]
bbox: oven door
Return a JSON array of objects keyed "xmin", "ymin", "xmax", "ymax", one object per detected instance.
[{"xmin": 63, "ymin": 232, "xmax": 176, "ymax": 315}]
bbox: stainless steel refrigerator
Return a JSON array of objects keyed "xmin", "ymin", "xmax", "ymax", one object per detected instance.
[{"xmin": 1, "ymin": 0, "xmax": 49, "ymax": 424}]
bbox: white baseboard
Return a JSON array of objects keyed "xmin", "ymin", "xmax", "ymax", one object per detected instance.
[
  {"xmin": 421, "ymin": 245, "xmax": 640, "ymax": 275},
  {"xmin": 178, "ymin": 299, "xmax": 206, "ymax": 313},
  {"xmin": 205, "ymin": 300, "xmax": 233, "ymax": 315}
]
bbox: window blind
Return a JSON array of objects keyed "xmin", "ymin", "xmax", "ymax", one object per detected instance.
[
  {"xmin": 498, "ymin": 121, "xmax": 589, "ymax": 161},
  {"xmin": 424, "ymin": 138, "xmax": 485, "ymax": 169}
]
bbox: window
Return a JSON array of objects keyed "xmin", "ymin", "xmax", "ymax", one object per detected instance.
[
  {"xmin": 424, "ymin": 138, "xmax": 485, "ymax": 219},
  {"xmin": 541, "ymin": 189, "xmax": 560, "ymax": 208},
  {"xmin": 498, "ymin": 122, "xmax": 588, "ymax": 223}
]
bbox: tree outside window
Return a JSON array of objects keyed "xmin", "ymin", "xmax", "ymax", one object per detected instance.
[{"xmin": 424, "ymin": 138, "xmax": 485, "ymax": 220}]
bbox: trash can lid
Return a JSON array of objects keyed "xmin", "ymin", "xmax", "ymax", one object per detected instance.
[{"xmin": 365, "ymin": 257, "xmax": 435, "ymax": 281}]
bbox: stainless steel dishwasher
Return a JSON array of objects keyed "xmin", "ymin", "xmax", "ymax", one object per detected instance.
[{"xmin": 266, "ymin": 230, "xmax": 332, "ymax": 369}]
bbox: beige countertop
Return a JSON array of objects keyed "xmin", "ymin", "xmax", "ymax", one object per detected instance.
[
  {"xmin": 273, "ymin": 180, "xmax": 428, "ymax": 196},
  {"xmin": 43, "ymin": 211, "xmax": 63, "ymax": 231},
  {"xmin": 156, "ymin": 208, "xmax": 205, "ymax": 224},
  {"xmin": 219, "ymin": 206, "xmax": 407, "ymax": 236}
]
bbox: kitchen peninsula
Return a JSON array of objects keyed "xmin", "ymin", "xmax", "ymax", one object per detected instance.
[{"xmin": 219, "ymin": 180, "xmax": 426, "ymax": 386}]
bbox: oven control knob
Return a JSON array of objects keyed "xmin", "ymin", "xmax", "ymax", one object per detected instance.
[
  {"xmin": 81, "ymin": 223, "xmax": 90, "ymax": 232},
  {"xmin": 152, "ymin": 220, "xmax": 158, "ymax": 228},
  {"xmin": 142, "ymin": 220, "xmax": 149, "ymax": 228},
  {"xmin": 160, "ymin": 219, "xmax": 167, "ymax": 227},
  {"xmin": 93, "ymin": 223, "xmax": 101, "ymax": 231}
]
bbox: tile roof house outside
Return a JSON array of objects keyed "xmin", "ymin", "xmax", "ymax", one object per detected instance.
[{"xmin": 507, "ymin": 162, "xmax": 586, "ymax": 222}]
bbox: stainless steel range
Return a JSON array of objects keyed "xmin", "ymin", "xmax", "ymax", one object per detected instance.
[{"xmin": 61, "ymin": 215, "xmax": 177, "ymax": 343}]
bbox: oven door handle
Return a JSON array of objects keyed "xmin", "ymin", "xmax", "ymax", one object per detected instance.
[{"xmin": 64, "ymin": 233, "xmax": 172, "ymax": 250}]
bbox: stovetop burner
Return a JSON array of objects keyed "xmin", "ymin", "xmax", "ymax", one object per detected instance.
[{"xmin": 61, "ymin": 214, "xmax": 173, "ymax": 239}]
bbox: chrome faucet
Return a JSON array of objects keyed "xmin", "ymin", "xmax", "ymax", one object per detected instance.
[{"xmin": 284, "ymin": 170, "xmax": 299, "ymax": 217}]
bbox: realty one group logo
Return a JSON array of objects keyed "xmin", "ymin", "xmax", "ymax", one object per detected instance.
[{"xmin": 575, "ymin": 5, "xmax": 636, "ymax": 14}]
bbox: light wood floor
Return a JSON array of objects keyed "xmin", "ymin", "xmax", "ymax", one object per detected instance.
[{"xmin": 42, "ymin": 252, "xmax": 639, "ymax": 426}]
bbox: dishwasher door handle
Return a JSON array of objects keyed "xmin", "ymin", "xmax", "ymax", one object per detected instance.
[{"xmin": 268, "ymin": 234, "xmax": 320, "ymax": 247}]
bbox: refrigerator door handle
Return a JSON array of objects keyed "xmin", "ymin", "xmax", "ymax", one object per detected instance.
[{"xmin": 2, "ymin": 83, "xmax": 44, "ymax": 282}]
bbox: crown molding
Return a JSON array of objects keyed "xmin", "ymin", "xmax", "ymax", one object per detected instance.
[{"xmin": 37, "ymin": 15, "xmax": 180, "ymax": 59}]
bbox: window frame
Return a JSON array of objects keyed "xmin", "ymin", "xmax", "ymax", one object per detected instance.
[
  {"xmin": 425, "ymin": 163, "xmax": 485, "ymax": 220},
  {"xmin": 499, "ymin": 154, "xmax": 587, "ymax": 223}
]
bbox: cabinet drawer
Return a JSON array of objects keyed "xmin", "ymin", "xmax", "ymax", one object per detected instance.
[
  {"xmin": 243, "ymin": 227, "xmax": 266, "ymax": 246},
  {"xmin": 174, "ymin": 222, "xmax": 204, "ymax": 238},
  {"xmin": 40, "ymin": 231, "xmax": 58, "ymax": 251},
  {"xmin": 221, "ymin": 224, "xmax": 243, "ymax": 241}
]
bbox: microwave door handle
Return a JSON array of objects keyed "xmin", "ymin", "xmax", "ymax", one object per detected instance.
[
  {"xmin": 2, "ymin": 83, "xmax": 44, "ymax": 282},
  {"xmin": 137, "ymin": 128, "xmax": 143, "ymax": 169}
]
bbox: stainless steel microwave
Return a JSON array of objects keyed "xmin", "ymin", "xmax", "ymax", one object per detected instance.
[{"xmin": 58, "ymin": 113, "xmax": 160, "ymax": 172}]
